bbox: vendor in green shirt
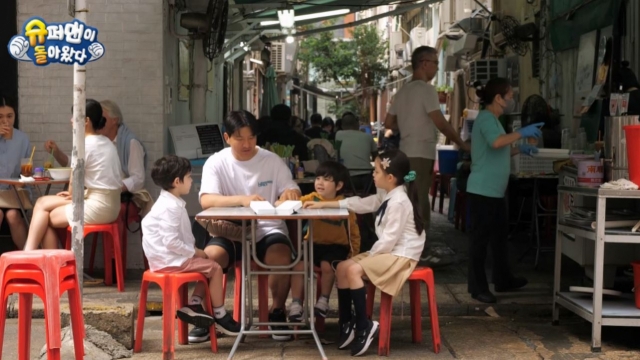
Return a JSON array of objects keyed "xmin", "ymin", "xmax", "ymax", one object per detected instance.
[{"xmin": 466, "ymin": 78, "xmax": 544, "ymax": 304}]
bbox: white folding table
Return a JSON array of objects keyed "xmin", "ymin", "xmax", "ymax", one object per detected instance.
[{"xmin": 195, "ymin": 207, "xmax": 349, "ymax": 360}]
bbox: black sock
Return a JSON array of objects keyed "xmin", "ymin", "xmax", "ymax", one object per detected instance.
[
  {"xmin": 351, "ymin": 287, "xmax": 368, "ymax": 331},
  {"xmin": 337, "ymin": 288, "xmax": 352, "ymax": 325}
]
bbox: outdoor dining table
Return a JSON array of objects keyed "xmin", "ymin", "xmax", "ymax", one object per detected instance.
[
  {"xmin": 195, "ymin": 206, "xmax": 350, "ymax": 360},
  {"xmin": 0, "ymin": 178, "xmax": 70, "ymax": 226}
]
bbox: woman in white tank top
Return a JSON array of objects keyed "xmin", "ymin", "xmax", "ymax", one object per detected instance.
[{"xmin": 24, "ymin": 99, "xmax": 122, "ymax": 250}]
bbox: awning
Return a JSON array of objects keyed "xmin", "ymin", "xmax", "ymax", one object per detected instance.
[
  {"xmin": 291, "ymin": 84, "xmax": 339, "ymax": 101},
  {"xmin": 550, "ymin": 0, "xmax": 623, "ymax": 51}
]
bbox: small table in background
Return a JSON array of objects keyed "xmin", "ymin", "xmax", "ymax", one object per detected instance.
[{"xmin": 0, "ymin": 178, "xmax": 70, "ymax": 226}]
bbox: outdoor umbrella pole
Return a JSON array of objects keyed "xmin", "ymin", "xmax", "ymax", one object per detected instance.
[{"xmin": 71, "ymin": 0, "xmax": 87, "ymax": 294}]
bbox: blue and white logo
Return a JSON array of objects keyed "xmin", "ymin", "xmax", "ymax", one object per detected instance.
[{"xmin": 8, "ymin": 17, "xmax": 105, "ymax": 66}]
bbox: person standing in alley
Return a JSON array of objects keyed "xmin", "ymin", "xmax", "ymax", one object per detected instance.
[
  {"xmin": 466, "ymin": 78, "xmax": 542, "ymax": 303},
  {"xmin": 384, "ymin": 46, "xmax": 469, "ymax": 267}
]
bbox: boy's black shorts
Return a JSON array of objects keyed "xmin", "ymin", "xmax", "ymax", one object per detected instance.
[{"xmin": 312, "ymin": 244, "xmax": 350, "ymax": 269}]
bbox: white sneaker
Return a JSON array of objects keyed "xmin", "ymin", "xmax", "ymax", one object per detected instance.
[
  {"xmin": 288, "ymin": 301, "xmax": 303, "ymax": 322},
  {"xmin": 314, "ymin": 297, "xmax": 329, "ymax": 318}
]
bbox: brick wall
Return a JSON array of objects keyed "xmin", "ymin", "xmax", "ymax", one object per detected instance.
[{"xmin": 17, "ymin": 0, "xmax": 166, "ymax": 269}]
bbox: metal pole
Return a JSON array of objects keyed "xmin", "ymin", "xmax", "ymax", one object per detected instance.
[{"xmin": 71, "ymin": 0, "xmax": 87, "ymax": 293}]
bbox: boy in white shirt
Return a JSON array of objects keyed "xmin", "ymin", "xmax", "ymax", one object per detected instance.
[
  {"xmin": 141, "ymin": 156, "xmax": 240, "ymax": 336},
  {"xmin": 187, "ymin": 110, "xmax": 302, "ymax": 343}
]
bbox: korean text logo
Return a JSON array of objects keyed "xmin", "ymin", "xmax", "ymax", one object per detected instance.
[{"xmin": 7, "ymin": 17, "xmax": 105, "ymax": 66}]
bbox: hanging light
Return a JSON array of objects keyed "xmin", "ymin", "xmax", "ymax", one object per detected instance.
[
  {"xmin": 261, "ymin": 9, "xmax": 350, "ymax": 26},
  {"xmin": 285, "ymin": 35, "xmax": 295, "ymax": 44},
  {"xmin": 277, "ymin": 9, "xmax": 295, "ymax": 29}
]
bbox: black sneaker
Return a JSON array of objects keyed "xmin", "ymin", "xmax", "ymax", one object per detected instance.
[
  {"xmin": 350, "ymin": 320, "xmax": 379, "ymax": 357},
  {"xmin": 215, "ymin": 313, "xmax": 241, "ymax": 336},
  {"xmin": 269, "ymin": 308, "xmax": 292, "ymax": 341},
  {"xmin": 177, "ymin": 304, "xmax": 216, "ymax": 329},
  {"xmin": 337, "ymin": 320, "xmax": 356, "ymax": 350},
  {"xmin": 188, "ymin": 327, "xmax": 210, "ymax": 343}
]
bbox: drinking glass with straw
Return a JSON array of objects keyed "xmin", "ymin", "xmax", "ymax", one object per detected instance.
[
  {"xmin": 44, "ymin": 148, "xmax": 54, "ymax": 170},
  {"xmin": 21, "ymin": 146, "xmax": 35, "ymax": 177}
]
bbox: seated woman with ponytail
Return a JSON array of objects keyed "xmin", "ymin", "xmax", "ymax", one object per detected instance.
[
  {"xmin": 24, "ymin": 99, "xmax": 122, "ymax": 250},
  {"xmin": 304, "ymin": 149, "xmax": 425, "ymax": 357}
]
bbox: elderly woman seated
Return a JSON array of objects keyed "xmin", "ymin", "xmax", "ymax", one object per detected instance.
[{"xmin": 23, "ymin": 99, "xmax": 122, "ymax": 250}]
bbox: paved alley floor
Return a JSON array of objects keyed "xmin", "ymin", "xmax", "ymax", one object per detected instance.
[
  {"xmin": 4, "ymin": 199, "xmax": 640, "ymax": 359},
  {"xmin": 4, "ymin": 316, "xmax": 640, "ymax": 359}
]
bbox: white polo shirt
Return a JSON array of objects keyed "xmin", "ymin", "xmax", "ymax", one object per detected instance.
[{"xmin": 388, "ymin": 80, "xmax": 442, "ymax": 159}]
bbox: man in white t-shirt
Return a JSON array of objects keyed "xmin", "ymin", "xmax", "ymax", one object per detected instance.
[
  {"xmin": 187, "ymin": 110, "xmax": 302, "ymax": 343},
  {"xmin": 385, "ymin": 46, "xmax": 469, "ymax": 266}
]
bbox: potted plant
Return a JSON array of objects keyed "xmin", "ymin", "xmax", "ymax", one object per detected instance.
[{"xmin": 437, "ymin": 85, "xmax": 453, "ymax": 104}]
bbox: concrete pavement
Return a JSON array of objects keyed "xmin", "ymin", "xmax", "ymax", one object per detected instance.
[
  {"xmin": 4, "ymin": 316, "xmax": 640, "ymax": 359},
  {"xmin": 4, "ymin": 201, "xmax": 640, "ymax": 358}
]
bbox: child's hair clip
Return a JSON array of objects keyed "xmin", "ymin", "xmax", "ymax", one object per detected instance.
[{"xmin": 381, "ymin": 158, "xmax": 391, "ymax": 169}]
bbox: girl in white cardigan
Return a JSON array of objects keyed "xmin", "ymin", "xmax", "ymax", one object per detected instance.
[{"xmin": 304, "ymin": 149, "xmax": 425, "ymax": 357}]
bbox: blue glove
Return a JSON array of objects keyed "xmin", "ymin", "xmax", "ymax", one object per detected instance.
[
  {"xmin": 518, "ymin": 144, "xmax": 539, "ymax": 156},
  {"xmin": 517, "ymin": 122, "xmax": 544, "ymax": 138}
]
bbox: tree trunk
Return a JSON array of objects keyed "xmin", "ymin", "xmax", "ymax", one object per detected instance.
[{"xmin": 71, "ymin": 0, "xmax": 87, "ymax": 294}]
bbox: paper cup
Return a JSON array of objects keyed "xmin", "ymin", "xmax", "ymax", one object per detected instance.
[{"xmin": 0, "ymin": 125, "xmax": 12, "ymax": 140}]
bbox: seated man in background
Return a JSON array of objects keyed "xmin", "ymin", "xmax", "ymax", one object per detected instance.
[
  {"xmin": 335, "ymin": 113, "xmax": 377, "ymax": 194},
  {"xmin": 262, "ymin": 104, "xmax": 309, "ymax": 161},
  {"xmin": 305, "ymin": 113, "xmax": 327, "ymax": 139}
]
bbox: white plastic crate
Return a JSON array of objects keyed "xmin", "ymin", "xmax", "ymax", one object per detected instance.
[{"xmin": 512, "ymin": 149, "xmax": 570, "ymax": 175}]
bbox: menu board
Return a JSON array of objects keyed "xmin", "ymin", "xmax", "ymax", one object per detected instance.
[{"xmin": 169, "ymin": 123, "xmax": 225, "ymax": 159}]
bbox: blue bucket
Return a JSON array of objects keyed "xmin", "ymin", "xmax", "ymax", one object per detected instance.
[{"xmin": 438, "ymin": 149, "xmax": 458, "ymax": 175}]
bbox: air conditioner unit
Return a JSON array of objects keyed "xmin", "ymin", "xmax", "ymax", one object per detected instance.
[
  {"xmin": 389, "ymin": 31, "xmax": 403, "ymax": 68},
  {"xmin": 469, "ymin": 59, "xmax": 507, "ymax": 85},
  {"xmin": 452, "ymin": 33, "xmax": 479, "ymax": 57},
  {"xmin": 403, "ymin": 42, "xmax": 412, "ymax": 62},
  {"xmin": 410, "ymin": 27, "xmax": 428, "ymax": 51},
  {"xmin": 270, "ymin": 42, "xmax": 286, "ymax": 72},
  {"xmin": 444, "ymin": 55, "xmax": 458, "ymax": 72}
]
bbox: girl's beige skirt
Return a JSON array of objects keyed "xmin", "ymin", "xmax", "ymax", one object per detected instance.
[
  {"xmin": 65, "ymin": 188, "xmax": 121, "ymax": 224},
  {"xmin": 351, "ymin": 252, "xmax": 417, "ymax": 297}
]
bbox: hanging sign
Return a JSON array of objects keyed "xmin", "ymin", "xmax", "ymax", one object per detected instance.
[{"xmin": 7, "ymin": 17, "xmax": 105, "ymax": 66}]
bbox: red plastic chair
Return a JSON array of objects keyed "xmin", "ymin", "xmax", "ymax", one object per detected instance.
[
  {"xmin": 222, "ymin": 261, "xmax": 269, "ymax": 333},
  {"xmin": 0, "ymin": 250, "xmax": 84, "ymax": 360},
  {"xmin": 134, "ymin": 270, "xmax": 218, "ymax": 359},
  {"xmin": 366, "ymin": 267, "xmax": 441, "ymax": 356},
  {"xmin": 88, "ymin": 202, "xmax": 146, "ymax": 275},
  {"xmin": 65, "ymin": 222, "xmax": 125, "ymax": 292}
]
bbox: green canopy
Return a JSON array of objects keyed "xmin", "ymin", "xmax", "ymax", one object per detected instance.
[
  {"xmin": 260, "ymin": 66, "xmax": 279, "ymax": 117},
  {"xmin": 550, "ymin": 0, "xmax": 622, "ymax": 51}
]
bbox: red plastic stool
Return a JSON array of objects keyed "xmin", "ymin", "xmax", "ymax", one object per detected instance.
[
  {"xmin": 222, "ymin": 261, "xmax": 269, "ymax": 333},
  {"xmin": 366, "ymin": 267, "xmax": 441, "ymax": 356},
  {"xmin": 65, "ymin": 222, "xmax": 125, "ymax": 292},
  {"xmin": 0, "ymin": 250, "xmax": 84, "ymax": 360},
  {"xmin": 88, "ymin": 202, "xmax": 146, "ymax": 275},
  {"xmin": 134, "ymin": 270, "xmax": 218, "ymax": 359}
]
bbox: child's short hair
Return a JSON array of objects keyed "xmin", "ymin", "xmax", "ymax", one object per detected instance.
[
  {"xmin": 151, "ymin": 155, "xmax": 192, "ymax": 190},
  {"xmin": 315, "ymin": 161, "xmax": 350, "ymax": 195}
]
